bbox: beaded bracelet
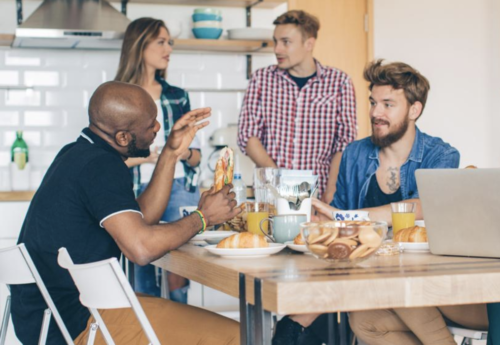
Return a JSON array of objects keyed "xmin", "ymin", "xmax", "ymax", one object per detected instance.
[{"xmin": 192, "ymin": 210, "xmax": 207, "ymax": 234}]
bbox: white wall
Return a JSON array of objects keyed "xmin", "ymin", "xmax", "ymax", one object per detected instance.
[
  {"xmin": 373, "ymin": 0, "xmax": 500, "ymax": 168},
  {"xmin": 0, "ymin": 2, "xmax": 287, "ymax": 189}
]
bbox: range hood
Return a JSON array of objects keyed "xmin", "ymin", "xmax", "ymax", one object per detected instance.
[{"xmin": 12, "ymin": 0, "xmax": 130, "ymax": 49}]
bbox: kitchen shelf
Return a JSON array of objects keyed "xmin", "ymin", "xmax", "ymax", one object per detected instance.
[
  {"xmin": 109, "ymin": 0, "xmax": 286, "ymax": 8},
  {"xmin": 0, "ymin": 34, "xmax": 14, "ymax": 47},
  {"xmin": 173, "ymin": 38, "xmax": 273, "ymax": 53},
  {"xmin": 0, "ymin": 191, "xmax": 36, "ymax": 202},
  {"xmin": 0, "ymin": 34, "xmax": 274, "ymax": 53}
]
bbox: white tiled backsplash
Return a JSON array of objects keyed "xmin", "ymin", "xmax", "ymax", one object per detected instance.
[
  {"xmin": 0, "ymin": 48, "xmax": 276, "ymax": 189},
  {"xmin": 0, "ymin": 2, "xmax": 285, "ymax": 190}
]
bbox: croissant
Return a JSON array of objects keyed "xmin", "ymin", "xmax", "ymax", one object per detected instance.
[
  {"xmin": 216, "ymin": 232, "xmax": 269, "ymax": 249},
  {"xmin": 393, "ymin": 226, "xmax": 427, "ymax": 243},
  {"xmin": 294, "ymin": 233, "xmax": 305, "ymax": 245}
]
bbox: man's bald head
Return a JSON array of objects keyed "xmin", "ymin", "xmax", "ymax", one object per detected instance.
[{"xmin": 88, "ymin": 81, "xmax": 156, "ymax": 134}]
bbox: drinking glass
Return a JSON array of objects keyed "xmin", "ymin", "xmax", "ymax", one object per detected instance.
[
  {"xmin": 391, "ymin": 202, "xmax": 416, "ymax": 236},
  {"xmin": 254, "ymin": 168, "xmax": 280, "ymax": 204},
  {"xmin": 246, "ymin": 202, "xmax": 270, "ymax": 235}
]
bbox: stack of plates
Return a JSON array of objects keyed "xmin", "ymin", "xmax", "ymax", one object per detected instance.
[
  {"xmin": 192, "ymin": 8, "xmax": 223, "ymax": 40},
  {"xmin": 227, "ymin": 28, "xmax": 273, "ymax": 41}
]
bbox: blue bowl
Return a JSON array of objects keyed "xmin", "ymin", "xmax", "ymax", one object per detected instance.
[
  {"xmin": 192, "ymin": 28, "xmax": 223, "ymax": 40},
  {"xmin": 192, "ymin": 13, "xmax": 222, "ymax": 22}
]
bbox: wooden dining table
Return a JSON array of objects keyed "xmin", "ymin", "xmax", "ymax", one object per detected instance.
[{"xmin": 153, "ymin": 244, "xmax": 500, "ymax": 345}]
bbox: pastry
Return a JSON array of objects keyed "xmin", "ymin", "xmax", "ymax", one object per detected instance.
[
  {"xmin": 393, "ymin": 226, "xmax": 427, "ymax": 243},
  {"xmin": 293, "ymin": 233, "xmax": 305, "ymax": 245},
  {"xmin": 216, "ymin": 232, "xmax": 269, "ymax": 249},
  {"xmin": 213, "ymin": 147, "xmax": 234, "ymax": 192}
]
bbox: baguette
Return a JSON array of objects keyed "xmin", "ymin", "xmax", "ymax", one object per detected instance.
[
  {"xmin": 214, "ymin": 147, "xmax": 234, "ymax": 192},
  {"xmin": 393, "ymin": 226, "xmax": 427, "ymax": 243},
  {"xmin": 216, "ymin": 232, "xmax": 269, "ymax": 249}
]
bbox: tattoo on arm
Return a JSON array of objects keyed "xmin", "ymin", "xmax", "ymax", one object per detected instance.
[{"xmin": 387, "ymin": 167, "xmax": 400, "ymax": 192}]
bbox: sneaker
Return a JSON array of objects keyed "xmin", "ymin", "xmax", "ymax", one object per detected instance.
[{"xmin": 272, "ymin": 316, "xmax": 324, "ymax": 345}]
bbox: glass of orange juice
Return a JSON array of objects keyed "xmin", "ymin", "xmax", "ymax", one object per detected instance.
[
  {"xmin": 246, "ymin": 202, "xmax": 270, "ymax": 235},
  {"xmin": 390, "ymin": 202, "xmax": 416, "ymax": 236}
]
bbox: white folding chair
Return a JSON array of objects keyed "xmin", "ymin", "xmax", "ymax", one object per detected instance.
[
  {"xmin": 0, "ymin": 243, "xmax": 74, "ymax": 345},
  {"xmin": 448, "ymin": 326, "xmax": 488, "ymax": 345},
  {"xmin": 57, "ymin": 248, "xmax": 161, "ymax": 345}
]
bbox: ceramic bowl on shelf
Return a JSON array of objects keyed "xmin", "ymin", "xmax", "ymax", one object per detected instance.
[
  {"xmin": 192, "ymin": 27, "xmax": 223, "ymax": 40},
  {"xmin": 193, "ymin": 21, "xmax": 222, "ymax": 29},
  {"xmin": 166, "ymin": 19, "xmax": 182, "ymax": 38},
  {"xmin": 194, "ymin": 8, "xmax": 222, "ymax": 15},
  {"xmin": 192, "ymin": 13, "xmax": 222, "ymax": 22},
  {"xmin": 301, "ymin": 221, "xmax": 388, "ymax": 266}
]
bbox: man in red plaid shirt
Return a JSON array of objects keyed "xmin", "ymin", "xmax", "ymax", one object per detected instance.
[{"xmin": 237, "ymin": 10, "xmax": 357, "ymax": 203}]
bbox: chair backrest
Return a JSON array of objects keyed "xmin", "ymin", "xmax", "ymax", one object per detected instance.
[
  {"xmin": 0, "ymin": 244, "xmax": 74, "ymax": 344},
  {"xmin": 0, "ymin": 244, "xmax": 36, "ymax": 285},
  {"xmin": 57, "ymin": 248, "xmax": 160, "ymax": 345}
]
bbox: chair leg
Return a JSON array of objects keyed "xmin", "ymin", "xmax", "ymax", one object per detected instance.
[
  {"xmin": 0, "ymin": 296, "xmax": 11, "ymax": 345},
  {"xmin": 86, "ymin": 323, "xmax": 98, "ymax": 345},
  {"xmin": 38, "ymin": 308, "xmax": 52, "ymax": 345}
]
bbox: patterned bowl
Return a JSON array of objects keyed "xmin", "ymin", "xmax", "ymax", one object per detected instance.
[{"xmin": 333, "ymin": 210, "xmax": 370, "ymax": 221}]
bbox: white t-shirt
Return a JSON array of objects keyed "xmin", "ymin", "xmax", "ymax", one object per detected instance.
[{"xmin": 140, "ymin": 99, "xmax": 201, "ymax": 184}]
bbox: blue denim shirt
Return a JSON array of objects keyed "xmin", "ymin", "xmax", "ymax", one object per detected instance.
[{"xmin": 331, "ymin": 127, "xmax": 460, "ymax": 210}]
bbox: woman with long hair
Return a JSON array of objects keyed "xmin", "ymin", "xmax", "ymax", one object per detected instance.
[{"xmin": 116, "ymin": 17, "xmax": 200, "ymax": 303}]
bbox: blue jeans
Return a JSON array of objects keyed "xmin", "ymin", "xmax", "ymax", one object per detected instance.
[
  {"xmin": 134, "ymin": 177, "xmax": 200, "ymax": 303},
  {"xmin": 488, "ymin": 303, "xmax": 500, "ymax": 344}
]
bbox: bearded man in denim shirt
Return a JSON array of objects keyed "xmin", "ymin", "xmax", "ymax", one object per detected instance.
[{"xmin": 273, "ymin": 60, "xmax": 489, "ymax": 345}]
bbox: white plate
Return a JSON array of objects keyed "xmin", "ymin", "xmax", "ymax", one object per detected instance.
[
  {"xmin": 399, "ymin": 242, "xmax": 430, "ymax": 253},
  {"xmin": 190, "ymin": 230, "xmax": 237, "ymax": 242},
  {"xmin": 227, "ymin": 28, "xmax": 273, "ymax": 40},
  {"xmin": 285, "ymin": 241, "xmax": 310, "ymax": 254},
  {"xmin": 205, "ymin": 243, "xmax": 286, "ymax": 258}
]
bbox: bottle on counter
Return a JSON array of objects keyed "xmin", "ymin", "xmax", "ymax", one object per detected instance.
[
  {"xmin": 10, "ymin": 130, "xmax": 31, "ymax": 191},
  {"xmin": 232, "ymin": 154, "xmax": 246, "ymax": 206},
  {"xmin": 233, "ymin": 173, "xmax": 246, "ymax": 206}
]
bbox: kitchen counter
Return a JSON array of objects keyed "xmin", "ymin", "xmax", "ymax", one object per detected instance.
[{"xmin": 0, "ymin": 191, "xmax": 36, "ymax": 202}]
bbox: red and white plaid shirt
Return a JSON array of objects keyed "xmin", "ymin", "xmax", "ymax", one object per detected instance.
[{"xmin": 237, "ymin": 60, "xmax": 357, "ymax": 196}]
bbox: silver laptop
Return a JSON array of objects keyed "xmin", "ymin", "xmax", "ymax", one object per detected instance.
[{"xmin": 416, "ymin": 169, "xmax": 500, "ymax": 258}]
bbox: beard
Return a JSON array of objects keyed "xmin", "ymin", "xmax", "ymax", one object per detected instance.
[
  {"xmin": 371, "ymin": 114, "xmax": 410, "ymax": 148},
  {"xmin": 127, "ymin": 133, "xmax": 151, "ymax": 158}
]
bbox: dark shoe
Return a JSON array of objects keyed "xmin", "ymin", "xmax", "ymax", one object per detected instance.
[{"xmin": 272, "ymin": 316, "xmax": 324, "ymax": 345}]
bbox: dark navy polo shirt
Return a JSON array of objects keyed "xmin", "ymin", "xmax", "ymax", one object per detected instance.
[{"xmin": 11, "ymin": 127, "xmax": 142, "ymax": 344}]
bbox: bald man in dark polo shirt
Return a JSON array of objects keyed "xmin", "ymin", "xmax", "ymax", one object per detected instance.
[{"xmin": 11, "ymin": 81, "xmax": 242, "ymax": 345}]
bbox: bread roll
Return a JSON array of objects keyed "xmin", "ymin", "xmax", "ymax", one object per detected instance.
[
  {"xmin": 393, "ymin": 226, "xmax": 427, "ymax": 243},
  {"xmin": 216, "ymin": 232, "xmax": 269, "ymax": 249}
]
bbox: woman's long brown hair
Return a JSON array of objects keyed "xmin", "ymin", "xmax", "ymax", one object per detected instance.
[{"xmin": 115, "ymin": 17, "xmax": 168, "ymax": 85}]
